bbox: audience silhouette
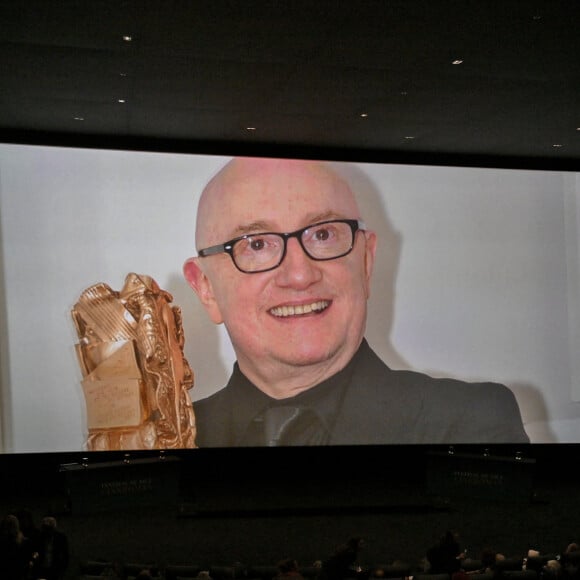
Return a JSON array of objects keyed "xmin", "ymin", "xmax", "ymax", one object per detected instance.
[
  {"xmin": 0, "ymin": 513, "xmax": 35, "ymax": 580},
  {"xmin": 30, "ymin": 516, "xmax": 69, "ymax": 580},
  {"xmin": 426, "ymin": 530, "xmax": 466, "ymax": 575},
  {"xmin": 320, "ymin": 537, "xmax": 366, "ymax": 580}
]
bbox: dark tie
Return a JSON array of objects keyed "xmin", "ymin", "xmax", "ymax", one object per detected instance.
[{"xmin": 262, "ymin": 406, "xmax": 329, "ymax": 446}]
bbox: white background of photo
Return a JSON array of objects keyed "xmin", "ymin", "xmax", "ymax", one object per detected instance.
[{"xmin": 1, "ymin": 144, "xmax": 579, "ymax": 452}]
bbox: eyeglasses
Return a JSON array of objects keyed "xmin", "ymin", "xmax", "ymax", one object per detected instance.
[{"xmin": 197, "ymin": 219, "xmax": 367, "ymax": 274}]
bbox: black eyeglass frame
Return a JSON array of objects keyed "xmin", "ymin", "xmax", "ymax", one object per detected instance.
[{"xmin": 197, "ymin": 218, "xmax": 367, "ymax": 274}]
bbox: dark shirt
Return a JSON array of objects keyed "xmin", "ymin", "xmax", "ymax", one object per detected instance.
[
  {"xmin": 320, "ymin": 540, "xmax": 365, "ymax": 580},
  {"xmin": 33, "ymin": 529, "xmax": 69, "ymax": 580},
  {"xmin": 0, "ymin": 537, "xmax": 33, "ymax": 580},
  {"xmin": 427, "ymin": 538, "xmax": 463, "ymax": 575},
  {"xmin": 193, "ymin": 339, "xmax": 530, "ymax": 447}
]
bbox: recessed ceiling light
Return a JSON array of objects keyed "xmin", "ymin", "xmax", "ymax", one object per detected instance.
[
  {"xmin": 118, "ymin": 99, "xmax": 126, "ymax": 103},
  {"xmin": 360, "ymin": 113, "xmax": 368, "ymax": 118},
  {"xmin": 123, "ymin": 35, "xmax": 132, "ymax": 42},
  {"xmin": 73, "ymin": 116, "xmax": 84, "ymax": 121},
  {"xmin": 452, "ymin": 59, "xmax": 464, "ymax": 65},
  {"xmin": 552, "ymin": 144, "xmax": 563, "ymax": 148},
  {"xmin": 246, "ymin": 127, "xmax": 256, "ymax": 131}
]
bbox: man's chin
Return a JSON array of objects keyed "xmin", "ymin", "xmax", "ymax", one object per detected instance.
[{"xmin": 275, "ymin": 344, "xmax": 341, "ymax": 368}]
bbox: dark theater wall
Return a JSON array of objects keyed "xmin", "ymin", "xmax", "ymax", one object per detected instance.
[{"xmin": 1, "ymin": 445, "xmax": 579, "ymax": 580}]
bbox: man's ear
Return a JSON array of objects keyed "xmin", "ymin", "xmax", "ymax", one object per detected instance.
[
  {"xmin": 183, "ymin": 257, "xmax": 224, "ymax": 324},
  {"xmin": 363, "ymin": 230, "xmax": 377, "ymax": 299}
]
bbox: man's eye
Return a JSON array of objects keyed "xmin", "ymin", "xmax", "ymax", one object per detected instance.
[
  {"xmin": 313, "ymin": 228, "xmax": 334, "ymax": 241},
  {"xmin": 249, "ymin": 238, "xmax": 266, "ymax": 251}
]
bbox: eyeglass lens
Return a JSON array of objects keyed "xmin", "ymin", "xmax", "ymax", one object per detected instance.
[{"xmin": 232, "ymin": 221, "xmax": 355, "ymax": 272}]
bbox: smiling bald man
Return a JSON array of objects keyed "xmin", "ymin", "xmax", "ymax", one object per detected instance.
[{"xmin": 183, "ymin": 157, "xmax": 529, "ymax": 447}]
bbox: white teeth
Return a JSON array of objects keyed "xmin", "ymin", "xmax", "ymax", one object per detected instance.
[{"xmin": 270, "ymin": 300, "xmax": 329, "ymax": 317}]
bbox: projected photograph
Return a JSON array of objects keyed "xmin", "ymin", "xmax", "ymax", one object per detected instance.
[{"xmin": 1, "ymin": 144, "xmax": 579, "ymax": 452}]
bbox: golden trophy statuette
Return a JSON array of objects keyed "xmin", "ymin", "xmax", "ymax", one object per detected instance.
[{"xmin": 71, "ymin": 273, "xmax": 197, "ymax": 451}]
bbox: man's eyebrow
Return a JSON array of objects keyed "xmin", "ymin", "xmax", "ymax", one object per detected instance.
[
  {"xmin": 231, "ymin": 221, "xmax": 274, "ymax": 237},
  {"xmin": 304, "ymin": 211, "xmax": 345, "ymax": 224},
  {"xmin": 230, "ymin": 212, "xmax": 348, "ymax": 238}
]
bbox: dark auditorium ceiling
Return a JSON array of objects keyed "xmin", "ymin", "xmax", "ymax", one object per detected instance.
[{"xmin": 0, "ymin": 0, "xmax": 579, "ymax": 170}]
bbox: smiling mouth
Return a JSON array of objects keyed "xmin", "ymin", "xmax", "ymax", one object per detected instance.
[{"xmin": 269, "ymin": 300, "xmax": 330, "ymax": 318}]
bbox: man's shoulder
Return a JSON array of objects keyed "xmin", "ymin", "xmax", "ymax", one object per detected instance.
[
  {"xmin": 346, "ymin": 340, "xmax": 529, "ymax": 444},
  {"xmin": 378, "ymin": 364, "xmax": 522, "ymax": 417},
  {"xmin": 193, "ymin": 360, "xmax": 251, "ymax": 413},
  {"xmin": 191, "ymin": 385, "xmax": 235, "ymax": 447},
  {"xmin": 193, "ymin": 384, "xmax": 234, "ymax": 410},
  {"xmin": 356, "ymin": 341, "xmax": 512, "ymax": 400},
  {"xmin": 390, "ymin": 367, "xmax": 514, "ymax": 399}
]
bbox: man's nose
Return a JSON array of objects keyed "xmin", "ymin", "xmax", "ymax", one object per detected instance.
[{"xmin": 274, "ymin": 237, "xmax": 322, "ymax": 288}]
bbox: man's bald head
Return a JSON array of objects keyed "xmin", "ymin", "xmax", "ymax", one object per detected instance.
[{"xmin": 195, "ymin": 157, "xmax": 361, "ymax": 251}]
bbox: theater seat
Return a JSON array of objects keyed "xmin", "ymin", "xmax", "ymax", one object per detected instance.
[
  {"xmin": 209, "ymin": 565, "xmax": 238, "ymax": 580},
  {"xmin": 165, "ymin": 564, "xmax": 204, "ymax": 580},
  {"xmin": 301, "ymin": 566, "xmax": 322, "ymax": 579},
  {"xmin": 123, "ymin": 562, "xmax": 160, "ymax": 578},
  {"xmin": 79, "ymin": 560, "xmax": 116, "ymax": 576},
  {"xmin": 414, "ymin": 573, "xmax": 450, "ymax": 580},
  {"xmin": 504, "ymin": 571, "xmax": 538, "ymax": 580},
  {"xmin": 246, "ymin": 565, "xmax": 279, "ymax": 580}
]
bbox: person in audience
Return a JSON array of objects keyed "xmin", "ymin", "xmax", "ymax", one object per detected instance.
[
  {"xmin": 478, "ymin": 548, "xmax": 498, "ymax": 573},
  {"xmin": 561, "ymin": 547, "xmax": 580, "ymax": 580},
  {"xmin": 523, "ymin": 549, "xmax": 543, "ymax": 574},
  {"xmin": 564, "ymin": 545, "xmax": 579, "ymax": 556},
  {"xmin": 491, "ymin": 553, "xmax": 507, "ymax": 580},
  {"xmin": 276, "ymin": 558, "xmax": 306, "ymax": 580},
  {"xmin": 319, "ymin": 536, "xmax": 366, "ymax": 580},
  {"xmin": 31, "ymin": 516, "xmax": 69, "ymax": 580},
  {"xmin": 426, "ymin": 530, "xmax": 466, "ymax": 575},
  {"xmin": 184, "ymin": 156, "xmax": 530, "ymax": 447},
  {"xmin": 466, "ymin": 547, "xmax": 506, "ymax": 577},
  {"xmin": 0, "ymin": 513, "xmax": 35, "ymax": 580},
  {"xmin": 368, "ymin": 567, "xmax": 386, "ymax": 579},
  {"xmin": 544, "ymin": 560, "xmax": 563, "ymax": 579},
  {"xmin": 14, "ymin": 508, "xmax": 41, "ymax": 557}
]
